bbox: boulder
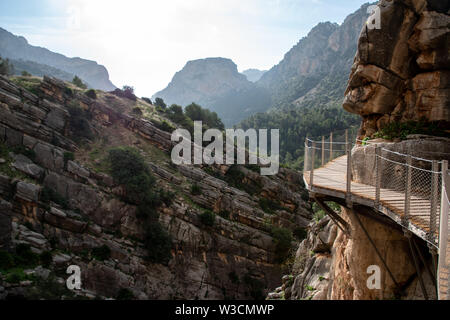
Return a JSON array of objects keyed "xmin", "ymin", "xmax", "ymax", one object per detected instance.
[{"xmin": 11, "ymin": 153, "xmax": 45, "ymax": 180}]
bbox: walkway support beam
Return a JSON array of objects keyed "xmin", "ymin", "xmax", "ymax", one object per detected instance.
[
  {"xmin": 314, "ymin": 197, "xmax": 350, "ymax": 236},
  {"xmin": 351, "ymin": 209, "xmax": 401, "ymax": 291}
]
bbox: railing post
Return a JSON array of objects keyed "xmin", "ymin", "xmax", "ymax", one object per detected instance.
[
  {"xmin": 304, "ymin": 138, "xmax": 308, "ymax": 173},
  {"xmin": 403, "ymin": 155, "xmax": 412, "ymax": 226},
  {"xmin": 438, "ymin": 160, "xmax": 448, "ymax": 300},
  {"xmin": 310, "ymin": 141, "xmax": 316, "ymax": 188},
  {"xmin": 345, "ymin": 129, "xmax": 348, "ymax": 146},
  {"xmin": 321, "ymin": 136, "xmax": 325, "ymax": 166},
  {"xmin": 375, "ymin": 146, "xmax": 381, "ymax": 207},
  {"xmin": 346, "ymin": 142, "xmax": 352, "ymax": 206},
  {"xmin": 429, "ymin": 160, "xmax": 439, "ymax": 243},
  {"xmin": 329, "ymin": 132, "xmax": 333, "ymax": 161}
]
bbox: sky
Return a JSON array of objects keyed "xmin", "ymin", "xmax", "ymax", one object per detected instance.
[{"xmin": 0, "ymin": 0, "xmax": 370, "ymax": 97}]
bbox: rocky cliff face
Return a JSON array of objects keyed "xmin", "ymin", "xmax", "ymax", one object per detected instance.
[
  {"xmin": 258, "ymin": 3, "xmax": 373, "ymax": 109},
  {"xmin": 269, "ymin": 0, "xmax": 449, "ymax": 301},
  {"xmin": 344, "ymin": 0, "xmax": 450, "ymax": 137},
  {"xmin": 269, "ymin": 209, "xmax": 436, "ymax": 300},
  {"xmin": 153, "ymin": 58, "xmax": 271, "ymax": 127},
  {"xmin": 0, "ymin": 28, "xmax": 116, "ymax": 91},
  {"xmin": 0, "ymin": 75, "xmax": 311, "ymax": 300}
]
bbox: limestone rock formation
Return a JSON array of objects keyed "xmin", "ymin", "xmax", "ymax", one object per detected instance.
[
  {"xmin": 153, "ymin": 58, "xmax": 271, "ymax": 126},
  {"xmin": 269, "ymin": 209, "xmax": 437, "ymax": 300},
  {"xmin": 344, "ymin": 0, "xmax": 450, "ymax": 138},
  {"xmin": 0, "ymin": 75, "xmax": 311, "ymax": 300}
]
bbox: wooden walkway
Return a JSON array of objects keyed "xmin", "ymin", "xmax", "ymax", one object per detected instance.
[{"xmin": 303, "ymin": 155, "xmax": 449, "ymax": 300}]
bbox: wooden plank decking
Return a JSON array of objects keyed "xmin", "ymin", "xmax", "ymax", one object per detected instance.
[{"xmin": 303, "ymin": 155, "xmax": 449, "ymax": 300}]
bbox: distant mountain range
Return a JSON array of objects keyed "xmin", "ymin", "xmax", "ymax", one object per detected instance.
[
  {"xmin": 153, "ymin": 3, "xmax": 373, "ymax": 127},
  {"xmin": 153, "ymin": 58, "xmax": 271, "ymax": 126},
  {"xmin": 242, "ymin": 69, "xmax": 267, "ymax": 82},
  {"xmin": 0, "ymin": 27, "xmax": 116, "ymax": 91}
]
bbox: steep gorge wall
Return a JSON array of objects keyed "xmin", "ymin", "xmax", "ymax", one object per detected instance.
[
  {"xmin": 270, "ymin": 0, "xmax": 448, "ymax": 300},
  {"xmin": 271, "ymin": 208, "xmax": 436, "ymax": 300},
  {"xmin": 0, "ymin": 75, "xmax": 311, "ymax": 300},
  {"xmin": 343, "ymin": 0, "xmax": 449, "ymax": 137}
]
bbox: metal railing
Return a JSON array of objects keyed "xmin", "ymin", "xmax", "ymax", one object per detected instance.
[
  {"xmin": 304, "ymin": 130, "xmax": 450, "ymax": 300},
  {"xmin": 304, "ymin": 131, "xmax": 448, "ymax": 248}
]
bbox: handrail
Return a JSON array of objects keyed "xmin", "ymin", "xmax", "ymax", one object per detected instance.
[{"xmin": 303, "ymin": 129, "xmax": 448, "ymax": 251}]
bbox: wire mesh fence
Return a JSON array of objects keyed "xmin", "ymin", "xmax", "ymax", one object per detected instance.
[{"xmin": 303, "ymin": 128, "xmax": 448, "ymax": 247}]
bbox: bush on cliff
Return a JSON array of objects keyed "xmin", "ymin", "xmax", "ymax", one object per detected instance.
[
  {"xmin": 85, "ymin": 89, "xmax": 97, "ymax": 99},
  {"xmin": 107, "ymin": 147, "xmax": 173, "ymax": 264},
  {"xmin": 67, "ymin": 101, "xmax": 94, "ymax": 141},
  {"xmin": 110, "ymin": 86, "xmax": 137, "ymax": 101},
  {"xmin": 144, "ymin": 223, "xmax": 172, "ymax": 265},
  {"xmin": 199, "ymin": 210, "xmax": 215, "ymax": 227},
  {"xmin": 0, "ymin": 57, "xmax": 14, "ymax": 76},
  {"xmin": 154, "ymin": 97, "xmax": 166, "ymax": 109},
  {"xmin": 271, "ymin": 227, "xmax": 293, "ymax": 263},
  {"xmin": 91, "ymin": 245, "xmax": 111, "ymax": 261},
  {"xmin": 72, "ymin": 76, "xmax": 87, "ymax": 89}
]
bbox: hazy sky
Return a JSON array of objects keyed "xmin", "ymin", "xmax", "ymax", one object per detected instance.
[{"xmin": 0, "ymin": 0, "xmax": 370, "ymax": 97}]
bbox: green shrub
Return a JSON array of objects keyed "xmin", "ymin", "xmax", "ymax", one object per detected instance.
[
  {"xmin": 11, "ymin": 145, "xmax": 36, "ymax": 161},
  {"xmin": 41, "ymin": 186, "xmax": 69, "ymax": 209},
  {"xmin": 85, "ymin": 89, "xmax": 97, "ymax": 99},
  {"xmin": 199, "ymin": 211, "xmax": 215, "ymax": 227},
  {"xmin": 271, "ymin": 227, "xmax": 293, "ymax": 263},
  {"xmin": 64, "ymin": 87, "xmax": 73, "ymax": 96},
  {"xmin": 259, "ymin": 198, "xmax": 282, "ymax": 214},
  {"xmin": 159, "ymin": 190, "xmax": 175, "ymax": 207},
  {"xmin": 91, "ymin": 245, "xmax": 111, "ymax": 261},
  {"xmin": 224, "ymin": 165, "xmax": 262, "ymax": 195},
  {"xmin": 0, "ymin": 56, "xmax": 14, "ymax": 76},
  {"xmin": 132, "ymin": 107, "xmax": 143, "ymax": 117},
  {"xmin": 152, "ymin": 120, "xmax": 174, "ymax": 133},
  {"xmin": 64, "ymin": 152, "xmax": 75, "ymax": 167},
  {"xmin": 144, "ymin": 222, "xmax": 172, "ymax": 265},
  {"xmin": 108, "ymin": 147, "xmax": 155, "ymax": 203},
  {"xmin": 14, "ymin": 244, "xmax": 39, "ymax": 267},
  {"xmin": 5, "ymin": 268, "xmax": 31, "ymax": 283},
  {"xmin": 185, "ymin": 102, "xmax": 224, "ymax": 130},
  {"xmin": 67, "ymin": 101, "xmax": 93, "ymax": 141},
  {"xmin": 154, "ymin": 97, "xmax": 166, "ymax": 109},
  {"xmin": 218, "ymin": 210, "xmax": 230, "ymax": 220},
  {"xmin": 136, "ymin": 201, "xmax": 159, "ymax": 221},
  {"xmin": 72, "ymin": 76, "xmax": 87, "ymax": 89},
  {"xmin": 21, "ymin": 70, "xmax": 32, "ymax": 77},
  {"xmin": 0, "ymin": 250, "xmax": 15, "ymax": 270},
  {"xmin": 191, "ymin": 184, "xmax": 202, "ymax": 196},
  {"xmin": 40, "ymin": 251, "xmax": 53, "ymax": 268},
  {"xmin": 293, "ymin": 228, "xmax": 307, "ymax": 241},
  {"xmin": 142, "ymin": 97, "xmax": 152, "ymax": 105},
  {"xmin": 373, "ymin": 120, "xmax": 448, "ymax": 140},
  {"xmin": 116, "ymin": 288, "xmax": 134, "ymax": 300}
]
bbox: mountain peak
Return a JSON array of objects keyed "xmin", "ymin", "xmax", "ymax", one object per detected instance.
[{"xmin": 0, "ymin": 27, "xmax": 116, "ymax": 91}]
